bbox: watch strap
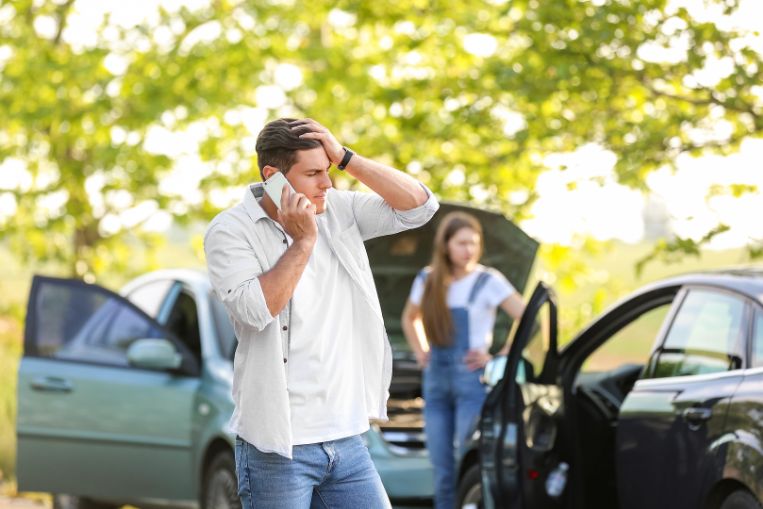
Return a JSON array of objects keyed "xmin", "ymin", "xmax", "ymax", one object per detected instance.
[{"xmin": 337, "ymin": 147, "xmax": 354, "ymax": 170}]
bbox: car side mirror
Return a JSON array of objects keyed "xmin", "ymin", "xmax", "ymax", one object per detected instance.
[
  {"xmin": 483, "ymin": 355, "xmax": 507, "ymax": 387},
  {"xmin": 127, "ymin": 338, "xmax": 182, "ymax": 370}
]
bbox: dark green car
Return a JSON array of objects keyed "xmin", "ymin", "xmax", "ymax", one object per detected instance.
[{"xmin": 16, "ymin": 202, "xmax": 537, "ymax": 509}]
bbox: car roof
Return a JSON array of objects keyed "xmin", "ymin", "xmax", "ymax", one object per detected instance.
[
  {"xmin": 119, "ymin": 268, "xmax": 211, "ymax": 296},
  {"xmin": 645, "ymin": 268, "xmax": 763, "ymax": 304}
]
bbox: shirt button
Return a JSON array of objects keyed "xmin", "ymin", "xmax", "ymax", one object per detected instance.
[
  {"xmin": 282, "ymin": 239, "xmax": 287, "ymax": 244},
  {"xmin": 282, "ymin": 325, "xmax": 288, "ymax": 331},
  {"xmin": 283, "ymin": 358, "xmax": 288, "ymax": 363}
]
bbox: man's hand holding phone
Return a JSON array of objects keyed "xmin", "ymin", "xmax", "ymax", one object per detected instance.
[
  {"xmin": 264, "ymin": 172, "xmax": 317, "ymax": 245},
  {"xmin": 278, "ymin": 184, "xmax": 317, "ymax": 244}
]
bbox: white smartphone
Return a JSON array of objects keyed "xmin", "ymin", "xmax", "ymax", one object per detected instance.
[{"xmin": 262, "ymin": 172, "xmax": 295, "ymax": 210}]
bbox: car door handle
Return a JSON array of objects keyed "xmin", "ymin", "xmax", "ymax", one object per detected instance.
[
  {"xmin": 30, "ymin": 377, "xmax": 73, "ymax": 393},
  {"xmin": 682, "ymin": 407, "xmax": 712, "ymax": 425}
]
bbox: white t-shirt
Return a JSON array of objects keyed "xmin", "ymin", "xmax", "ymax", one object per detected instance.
[
  {"xmin": 287, "ymin": 215, "xmax": 370, "ymax": 445},
  {"xmin": 409, "ymin": 265, "xmax": 515, "ymax": 351}
]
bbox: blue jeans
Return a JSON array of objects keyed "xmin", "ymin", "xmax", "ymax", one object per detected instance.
[
  {"xmin": 234, "ymin": 434, "xmax": 391, "ymax": 509},
  {"xmin": 424, "ymin": 360, "xmax": 487, "ymax": 509}
]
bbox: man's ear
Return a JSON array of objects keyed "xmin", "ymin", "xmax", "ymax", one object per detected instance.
[{"xmin": 262, "ymin": 165, "xmax": 279, "ymax": 180}]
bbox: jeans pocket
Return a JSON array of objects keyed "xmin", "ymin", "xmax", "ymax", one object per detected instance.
[{"xmin": 455, "ymin": 367, "xmax": 486, "ymax": 396}]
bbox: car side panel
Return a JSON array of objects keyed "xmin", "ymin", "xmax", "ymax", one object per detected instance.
[
  {"xmin": 17, "ymin": 357, "xmax": 200, "ymax": 502},
  {"xmin": 616, "ymin": 373, "xmax": 742, "ymax": 509},
  {"xmin": 720, "ymin": 369, "xmax": 763, "ymax": 503},
  {"xmin": 194, "ymin": 365, "xmax": 236, "ymax": 492}
]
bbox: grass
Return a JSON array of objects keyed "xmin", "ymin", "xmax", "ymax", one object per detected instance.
[{"xmin": 0, "ymin": 317, "xmax": 21, "ymax": 483}]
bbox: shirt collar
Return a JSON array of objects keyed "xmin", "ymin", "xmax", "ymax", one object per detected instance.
[{"xmin": 243, "ymin": 183, "xmax": 271, "ymax": 223}]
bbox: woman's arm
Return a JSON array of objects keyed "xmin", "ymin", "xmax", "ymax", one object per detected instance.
[{"xmin": 401, "ymin": 299, "xmax": 430, "ymax": 368}]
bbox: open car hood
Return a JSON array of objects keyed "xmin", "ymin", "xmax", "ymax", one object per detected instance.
[{"xmin": 365, "ymin": 201, "xmax": 539, "ymax": 401}]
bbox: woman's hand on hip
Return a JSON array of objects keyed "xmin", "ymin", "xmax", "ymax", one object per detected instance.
[
  {"xmin": 414, "ymin": 349, "xmax": 430, "ymax": 369},
  {"xmin": 464, "ymin": 349, "xmax": 492, "ymax": 371}
]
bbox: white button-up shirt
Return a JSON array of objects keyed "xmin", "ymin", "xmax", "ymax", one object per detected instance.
[{"xmin": 204, "ymin": 182, "xmax": 439, "ymax": 458}]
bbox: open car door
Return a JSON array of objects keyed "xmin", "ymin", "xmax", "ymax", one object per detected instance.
[
  {"xmin": 480, "ymin": 282, "xmax": 568, "ymax": 509},
  {"xmin": 17, "ymin": 275, "xmax": 200, "ymax": 502}
]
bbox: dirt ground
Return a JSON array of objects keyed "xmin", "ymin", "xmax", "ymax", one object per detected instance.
[
  {"xmin": 0, "ymin": 496, "xmax": 48, "ymax": 509},
  {"xmin": 0, "ymin": 498, "xmax": 429, "ymax": 509},
  {"xmin": 0, "ymin": 495, "xmax": 429, "ymax": 509}
]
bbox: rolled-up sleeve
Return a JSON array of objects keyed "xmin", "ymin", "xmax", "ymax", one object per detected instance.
[
  {"xmin": 348, "ymin": 183, "xmax": 440, "ymax": 241},
  {"xmin": 204, "ymin": 222, "xmax": 274, "ymax": 332}
]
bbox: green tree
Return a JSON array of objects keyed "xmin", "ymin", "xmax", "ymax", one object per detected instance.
[{"xmin": 0, "ymin": 0, "xmax": 760, "ymax": 279}]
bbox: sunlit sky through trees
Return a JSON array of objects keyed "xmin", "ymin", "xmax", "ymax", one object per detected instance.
[{"xmin": 1, "ymin": 0, "xmax": 762, "ymax": 250}]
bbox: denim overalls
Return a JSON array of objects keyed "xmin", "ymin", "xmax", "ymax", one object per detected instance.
[{"xmin": 422, "ymin": 270, "xmax": 492, "ymax": 509}]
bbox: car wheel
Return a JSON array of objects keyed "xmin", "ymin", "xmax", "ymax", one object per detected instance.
[
  {"xmin": 456, "ymin": 463, "xmax": 483, "ymax": 509},
  {"xmin": 202, "ymin": 450, "xmax": 241, "ymax": 509},
  {"xmin": 52, "ymin": 495, "xmax": 119, "ymax": 509},
  {"xmin": 720, "ymin": 490, "xmax": 763, "ymax": 509}
]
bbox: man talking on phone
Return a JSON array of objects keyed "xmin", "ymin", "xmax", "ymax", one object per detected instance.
[{"xmin": 204, "ymin": 118, "xmax": 439, "ymax": 508}]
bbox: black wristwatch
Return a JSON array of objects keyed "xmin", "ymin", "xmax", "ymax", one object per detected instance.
[{"xmin": 337, "ymin": 147, "xmax": 354, "ymax": 171}]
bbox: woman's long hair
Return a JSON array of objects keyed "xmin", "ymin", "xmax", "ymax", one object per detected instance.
[{"xmin": 421, "ymin": 212, "xmax": 483, "ymax": 347}]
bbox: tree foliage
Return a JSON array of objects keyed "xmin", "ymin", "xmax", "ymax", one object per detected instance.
[{"xmin": 0, "ymin": 0, "xmax": 761, "ymax": 278}]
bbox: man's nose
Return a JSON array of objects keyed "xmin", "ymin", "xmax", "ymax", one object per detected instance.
[{"xmin": 320, "ymin": 174, "xmax": 333, "ymax": 189}]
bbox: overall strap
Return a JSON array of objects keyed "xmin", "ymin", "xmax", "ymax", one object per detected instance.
[{"xmin": 467, "ymin": 271, "xmax": 491, "ymax": 305}]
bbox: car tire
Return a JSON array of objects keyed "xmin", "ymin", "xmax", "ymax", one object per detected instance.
[
  {"xmin": 720, "ymin": 490, "xmax": 763, "ymax": 509},
  {"xmin": 202, "ymin": 450, "xmax": 241, "ymax": 509},
  {"xmin": 52, "ymin": 495, "xmax": 118, "ymax": 509},
  {"xmin": 456, "ymin": 463, "xmax": 483, "ymax": 509}
]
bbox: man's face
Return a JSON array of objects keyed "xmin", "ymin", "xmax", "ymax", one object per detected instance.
[{"xmin": 284, "ymin": 147, "xmax": 333, "ymax": 214}]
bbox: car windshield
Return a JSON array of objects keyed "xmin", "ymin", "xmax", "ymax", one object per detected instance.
[{"xmin": 209, "ymin": 291, "xmax": 237, "ymax": 360}]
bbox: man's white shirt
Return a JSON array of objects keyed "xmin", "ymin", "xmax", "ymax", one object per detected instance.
[
  {"xmin": 203, "ymin": 183, "xmax": 439, "ymax": 458},
  {"xmin": 287, "ymin": 215, "xmax": 369, "ymax": 444}
]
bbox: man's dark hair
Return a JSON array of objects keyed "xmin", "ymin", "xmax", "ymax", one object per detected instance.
[{"xmin": 255, "ymin": 118, "xmax": 321, "ymax": 179}]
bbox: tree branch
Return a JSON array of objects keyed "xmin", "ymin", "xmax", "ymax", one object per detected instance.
[
  {"xmin": 674, "ymin": 130, "xmax": 750, "ymax": 156},
  {"xmin": 53, "ymin": 0, "xmax": 75, "ymax": 46},
  {"xmin": 640, "ymin": 74, "xmax": 760, "ymax": 120}
]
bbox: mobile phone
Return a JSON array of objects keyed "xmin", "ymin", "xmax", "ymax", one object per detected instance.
[{"xmin": 262, "ymin": 172, "xmax": 295, "ymax": 210}]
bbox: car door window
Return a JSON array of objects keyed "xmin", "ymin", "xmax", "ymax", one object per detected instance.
[
  {"xmin": 516, "ymin": 298, "xmax": 556, "ymax": 384},
  {"xmin": 30, "ymin": 278, "xmax": 166, "ymax": 366},
  {"xmin": 125, "ymin": 279, "xmax": 174, "ymax": 318},
  {"xmin": 753, "ymin": 311, "xmax": 763, "ymax": 368},
  {"xmin": 164, "ymin": 289, "xmax": 202, "ymax": 364},
  {"xmin": 650, "ymin": 289, "xmax": 746, "ymax": 378},
  {"xmin": 581, "ymin": 304, "xmax": 671, "ymax": 373}
]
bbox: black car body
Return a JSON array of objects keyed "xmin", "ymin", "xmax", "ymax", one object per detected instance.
[{"xmin": 459, "ymin": 270, "xmax": 763, "ymax": 509}]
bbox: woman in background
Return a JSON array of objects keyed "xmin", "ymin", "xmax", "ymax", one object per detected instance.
[{"xmin": 401, "ymin": 211, "xmax": 525, "ymax": 509}]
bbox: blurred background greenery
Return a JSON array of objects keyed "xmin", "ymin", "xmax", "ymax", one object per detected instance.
[{"xmin": 1, "ymin": 0, "xmax": 762, "ymax": 488}]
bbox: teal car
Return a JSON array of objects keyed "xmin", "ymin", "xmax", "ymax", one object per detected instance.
[{"xmin": 16, "ymin": 269, "xmax": 433, "ymax": 508}]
